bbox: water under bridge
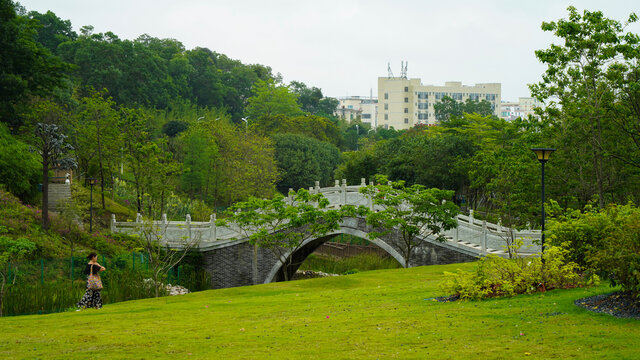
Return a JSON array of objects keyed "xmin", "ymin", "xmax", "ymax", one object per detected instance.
[{"xmin": 111, "ymin": 179, "xmax": 541, "ymax": 289}]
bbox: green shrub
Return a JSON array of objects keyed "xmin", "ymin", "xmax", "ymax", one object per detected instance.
[
  {"xmin": 589, "ymin": 209, "xmax": 640, "ymax": 297},
  {"xmin": 0, "ymin": 124, "xmax": 41, "ymax": 203},
  {"xmin": 546, "ymin": 200, "xmax": 620, "ymax": 267},
  {"xmin": 547, "ymin": 202, "xmax": 640, "ymax": 296},
  {"xmin": 441, "ymin": 245, "xmax": 598, "ymax": 300}
]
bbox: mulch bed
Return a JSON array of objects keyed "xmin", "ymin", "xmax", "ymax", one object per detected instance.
[
  {"xmin": 427, "ymin": 291, "xmax": 640, "ymax": 320},
  {"xmin": 575, "ymin": 291, "xmax": 640, "ymax": 320}
]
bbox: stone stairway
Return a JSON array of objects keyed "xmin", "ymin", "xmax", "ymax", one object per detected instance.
[{"xmin": 47, "ymin": 183, "xmax": 71, "ymax": 211}]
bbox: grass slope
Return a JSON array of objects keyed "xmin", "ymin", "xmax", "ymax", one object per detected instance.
[{"xmin": 1, "ymin": 263, "xmax": 638, "ymax": 359}]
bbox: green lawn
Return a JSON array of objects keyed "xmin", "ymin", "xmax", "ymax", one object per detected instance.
[{"xmin": 1, "ymin": 262, "xmax": 638, "ymax": 359}]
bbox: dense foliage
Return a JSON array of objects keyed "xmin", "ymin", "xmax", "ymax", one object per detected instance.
[
  {"xmin": 547, "ymin": 202, "xmax": 640, "ymax": 296},
  {"xmin": 441, "ymin": 246, "xmax": 599, "ymax": 300}
]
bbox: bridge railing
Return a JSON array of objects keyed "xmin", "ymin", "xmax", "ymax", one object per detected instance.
[
  {"xmin": 445, "ymin": 210, "xmax": 541, "ymax": 254},
  {"xmin": 111, "ymin": 179, "xmax": 541, "ymax": 255}
]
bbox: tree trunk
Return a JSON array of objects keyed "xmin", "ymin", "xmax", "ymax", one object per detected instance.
[
  {"xmin": 95, "ymin": 114, "xmax": 106, "ymax": 210},
  {"xmin": 42, "ymin": 157, "xmax": 50, "ymax": 230},
  {"xmin": 0, "ymin": 274, "xmax": 5, "ymax": 317}
]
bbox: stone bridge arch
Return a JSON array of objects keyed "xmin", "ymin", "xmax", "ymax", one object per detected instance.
[{"xmin": 264, "ymin": 223, "xmax": 407, "ymax": 284}]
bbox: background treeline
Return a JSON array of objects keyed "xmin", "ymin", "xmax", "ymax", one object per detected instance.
[
  {"xmin": 3, "ymin": 0, "xmax": 640, "ymax": 234},
  {"xmin": 1, "ymin": 0, "xmax": 389, "ymax": 223}
]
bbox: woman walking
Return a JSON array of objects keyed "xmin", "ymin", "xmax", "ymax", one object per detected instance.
[{"xmin": 77, "ymin": 252, "xmax": 105, "ymax": 310}]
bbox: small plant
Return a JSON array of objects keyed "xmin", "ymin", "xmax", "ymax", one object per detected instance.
[{"xmin": 440, "ymin": 245, "xmax": 599, "ymax": 300}]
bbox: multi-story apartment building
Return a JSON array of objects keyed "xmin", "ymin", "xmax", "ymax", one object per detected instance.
[
  {"xmin": 335, "ymin": 96, "xmax": 378, "ymax": 127},
  {"xmin": 377, "ymin": 77, "xmax": 501, "ymax": 130},
  {"xmin": 499, "ymin": 97, "xmax": 543, "ymax": 121}
]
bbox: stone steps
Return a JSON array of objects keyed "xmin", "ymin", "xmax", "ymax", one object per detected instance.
[{"xmin": 47, "ymin": 183, "xmax": 71, "ymax": 211}]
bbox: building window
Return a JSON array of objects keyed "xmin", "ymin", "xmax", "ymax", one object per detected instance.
[
  {"xmin": 404, "ymin": 86, "xmax": 408, "ymax": 92},
  {"xmin": 417, "ymin": 91, "xmax": 428, "ymax": 99},
  {"xmin": 362, "ymin": 114, "xmax": 371, "ymax": 119},
  {"xmin": 404, "ymin": 97, "xmax": 408, "ymax": 103},
  {"xmin": 384, "ymin": 114, "xmax": 388, "ymax": 120},
  {"xmin": 404, "ymin": 118, "xmax": 409, "ymax": 124},
  {"xmin": 384, "ymin": 93, "xmax": 388, "ymax": 100},
  {"xmin": 404, "ymin": 108, "xmax": 408, "ymax": 113},
  {"xmin": 384, "ymin": 103, "xmax": 388, "ymax": 110}
]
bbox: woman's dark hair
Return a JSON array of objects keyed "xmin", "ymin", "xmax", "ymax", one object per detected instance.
[{"xmin": 87, "ymin": 252, "xmax": 97, "ymax": 260}]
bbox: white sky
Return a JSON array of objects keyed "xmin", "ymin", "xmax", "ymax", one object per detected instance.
[{"xmin": 18, "ymin": 0, "xmax": 640, "ymax": 101}]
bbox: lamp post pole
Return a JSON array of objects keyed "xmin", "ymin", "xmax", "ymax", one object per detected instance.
[
  {"xmin": 241, "ymin": 117, "xmax": 248, "ymax": 131},
  {"xmin": 530, "ymin": 148, "xmax": 555, "ymax": 259},
  {"xmin": 88, "ymin": 178, "xmax": 96, "ymax": 233},
  {"xmin": 355, "ymin": 124, "xmax": 359, "ymax": 151}
]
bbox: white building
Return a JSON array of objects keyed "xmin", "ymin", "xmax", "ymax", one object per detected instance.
[
  {"xmin": 499, "ymin": 97, "xmax": 544, "ymax": 121},
  {"xmin": 378, "ymin": 77, "xmax": 501, "ymax": 130},
  {"xmin": 335, "ymin": 96, "xmax": 378, "ymax": 127}
]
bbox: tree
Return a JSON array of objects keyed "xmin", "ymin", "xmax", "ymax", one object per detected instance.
[
  {"xmin": 28, "ymin": 10, "xmax": 77, "ymax": 53},
  {"xmin": 360, "ymin": 175, "xmax": 459, "ymax": 268},
  {"xmin": 209, "ymin": 121, "xmax": 278, "ymax": 206},
  {"xmin": 468, "ymin": 145, "xmax": 540, "ymax": 257},
  {"xmin": 219, "ymin": 189, "xmax": 348, "ymax": 282},
  {"xmin": 434, "ymin": 96, "xmax": 493, "ymax": 122},
  {"xmin": 530, "ymin": 7, "xmax": 639, "ymax": 208},
  {"xmin": 0, "ymin": 234, "xmax": 36, "ymax": 317},
  {"xmin": 245, "ymin": 79, "xmax": 302, "ymax": 125},
  {"xmin": 32, "ymin": 102, "xmax": 76, "ymax": 229},
  {"xmin": 289, "ymin": 81, "xmax": 338, "ymax": 117},
  {"xmin": 178, "ymin": 126, "xmax": 217, "ymax": 199},
  {"xmin": 137, "ymin": 218, "xmax": 200, "ymax": 297},
  {"xmin": 120, "ymin": 108, "xmax": 180, "ymax": 216},
  {"xmin": 272, "ymin": 133, "xmax": 341, "ymax": 193},
  {"xmin": 72, "ymin": 90, "xmax": 122, "ymax": 208},
  {"xmin": 0, "ymin": 0, "xmax": 68, "ymax": 129}
]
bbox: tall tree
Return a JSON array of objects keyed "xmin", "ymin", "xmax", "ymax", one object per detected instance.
[
  {"xmin": 245, "ymin": 79, "xmax": 302, "ymax": 125},
  {"xmin": 31, "ymin": 102, "xmax": 75, "ymax": 229},
  {"xmin": 72, "ymin": 90, "xmax": 121, "ymax": 208},
  {"xmin": 272, "ymin": 133, "xmax": 341, "ymax": 193},
  {"xmin": 530, "ymin": 7, "xmax": 639, "ymax": 207}
]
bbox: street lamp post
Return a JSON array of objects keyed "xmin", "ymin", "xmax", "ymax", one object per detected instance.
[
  {"xmin": 355, "ymin": 124, "xmax": 359, "ymax": 151},
  {"xmin": 530, "ymin": 148, "xmax": 556, "ymax": 258},
  {"xmin": 241, "ymin": 117, "xmax": 248, "ymax": 131},
  {"xmin": 87, "ymin": 178, "xmax": 97, "ymax": 233}
]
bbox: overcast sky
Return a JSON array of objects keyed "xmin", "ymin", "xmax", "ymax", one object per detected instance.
[{"xmin": 18, "ymin": 0, "xmax": 640, "ymax": 101}]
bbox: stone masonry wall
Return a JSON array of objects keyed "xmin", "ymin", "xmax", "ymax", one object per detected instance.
[{"xmin": 202, "ymin": 218, "xmax": 479, "ymax": 289}]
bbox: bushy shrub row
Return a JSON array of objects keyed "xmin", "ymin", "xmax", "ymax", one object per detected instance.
[{"xmin": 441, "ymin": 245, "xmax": 599, "ymax": 300}]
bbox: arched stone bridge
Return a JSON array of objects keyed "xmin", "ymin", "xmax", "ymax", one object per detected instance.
[{"xmin": 111, "ymin": 179, "xmax": 541, "ymax": 289}]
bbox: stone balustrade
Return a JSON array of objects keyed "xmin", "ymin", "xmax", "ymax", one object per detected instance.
[{"xmin": 111, "ymin": 179, "xmax": 541, "ymax": 255}]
